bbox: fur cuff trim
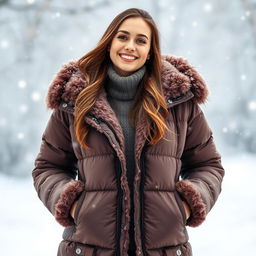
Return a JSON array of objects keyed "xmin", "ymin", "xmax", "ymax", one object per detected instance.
[
  {"xmin": 176, "ymin": 180, "xmax": 206, "ymax": 227},
  {"xmin": 55, "ymin": 180, "xmax": 84, "ymax": 227}
]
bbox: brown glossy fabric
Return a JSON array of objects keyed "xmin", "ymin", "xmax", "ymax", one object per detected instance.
[{"xmin": 32, "ymin": 55, "xmax": 224, "ymax": 256}]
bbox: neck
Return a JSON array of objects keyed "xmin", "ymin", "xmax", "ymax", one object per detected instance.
[{"xmin": 106, "ymin": 64, "xmax": 146, "ymax": 101}]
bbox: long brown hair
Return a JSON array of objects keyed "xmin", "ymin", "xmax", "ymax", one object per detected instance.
[{"xmin": 75, "ymin": 8, "xmax": 170, "ymax": 149}]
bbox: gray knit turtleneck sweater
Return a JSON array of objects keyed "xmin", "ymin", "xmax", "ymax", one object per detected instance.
[{"xmin": 106, "ymin": 64, "xmax": 146, "ymax": 252}]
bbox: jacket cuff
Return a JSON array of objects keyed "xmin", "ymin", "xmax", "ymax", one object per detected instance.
[
  {"xmin": 176, "ymin": 179, "xmax": 206, "ymax": 227},
  {"xmin": 54, "ymin": 180, "xmax": 85, "ymax": 227}
]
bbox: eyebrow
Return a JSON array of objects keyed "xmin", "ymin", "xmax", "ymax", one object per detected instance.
[{"xmin": 117, "ymin": 30, "xmax": 149, "ymax": 40}]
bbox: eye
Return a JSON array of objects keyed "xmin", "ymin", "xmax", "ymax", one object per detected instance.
[
  {"xmin": 137, "ymin": 38, "xmax": 146, "ymax": 44},
  {"xmin": 117, "ymin": 35, "xmax": 127, "ymax": 40}
]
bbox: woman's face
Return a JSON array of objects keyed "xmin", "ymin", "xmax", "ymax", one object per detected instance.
[{"xmin": 109, "ymin": 17, "xmax": 151, "ymax": 76}]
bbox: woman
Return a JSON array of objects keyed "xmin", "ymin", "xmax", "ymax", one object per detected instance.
[{"xmin": 32, "ymin": 8, "xmax": 224, "ymax": 256}]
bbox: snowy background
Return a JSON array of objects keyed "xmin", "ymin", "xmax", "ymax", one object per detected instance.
[{"xmin": 0, "ymin": 0, "xmax": 256, "ymax": 255}]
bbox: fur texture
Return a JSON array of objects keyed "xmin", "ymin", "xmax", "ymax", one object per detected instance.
[
  {"xmin": 46, "ymin": 55, "xmax": 209, "ymax": 109},
  {"xmin": 161, "ymin": 55, "xmax": 209, "ymax": 103},
  {"xmin": 55, "ymin": 180, "xmax": 85, "ymax": 226},
  {"xmin": 175, "ymin": 180, "xmax": 207, "ymax": 227}
]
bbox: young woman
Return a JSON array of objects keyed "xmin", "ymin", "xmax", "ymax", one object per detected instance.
[{"xmin": 32, "ymin": 8, "xmax": 224, "ymax": 256}]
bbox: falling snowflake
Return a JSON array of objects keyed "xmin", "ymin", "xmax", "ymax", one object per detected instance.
[
  {"xmin": 192, "ymin": 21, "xmax": 198, "ymax": 27},
  {"xmin": 240, "ymin": 16, "xmax": 246, "ymax": 21},
  {"xmin": 26, "ymin": 0, "xmax": 35, "ymax": 4},
  {"xmin": 170, "ymin": 16, "xmax": 176, "ymax": 21},
  {"xmin": 179, "ymin": 32, "xmax": 185, "ymax": 37},
  {"xmin": 17, "ymin": 132, "xmax": 24, "ymax": 139},
  {"xmin": 240, "ymin": 74, "xmax": 246, "ymax": 81},
  {"xmin": 18, "ymin": 80, "xmax": 27, "ymax": 88},
  {"xmin": 31, "ymin": 92, "xmax": 41, "ymax": 101},
  {"xmin": 19, "ymin": 104, "xmax": 28, "ymax": 113},
  {"xmin": 248, "ymin": 101, "xmax": 256, "ymax": 111},
  {"xmin": 0, "ymin": 40, "xmax": 9, "ymax": 49},
  {"xmin": 204, "ymin": 3, "xmax": 212, "ymax": 12},
  {"xmin": 52, "ymin": 12, "xmax": 61, "ymax": 19},
  {"xmin": 245, "ymin": 11, "xmax": 250, "ymax": 17},
  {"xmin": 222, "ymin": 127, "xmax": 228, "ymax": 133}
]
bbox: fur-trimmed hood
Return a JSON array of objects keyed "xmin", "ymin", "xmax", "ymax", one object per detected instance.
[{"xmin": 46, "ymin": 55, "xmax": 209, "ymax": 110}]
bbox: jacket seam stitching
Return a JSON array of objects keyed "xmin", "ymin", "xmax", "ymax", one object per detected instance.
[
  {"xmin": 84, "ymin": 189, "xmax": 116, "ymax": 192},
  {"xmin": 144, "ymin": 189, "xmax": 176, "ymax": 192},
  {"xmin": 77, "ymin": 153, "xmax": 113, "ymax": 160},
  {"xmin": 146, "ymin": 153, "xmax": 180, "ymax": 159}
]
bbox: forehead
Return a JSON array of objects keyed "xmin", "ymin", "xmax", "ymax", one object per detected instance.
[{"xmin": 118, "ymin": 17, "xmax": 151, "ymax": 38}]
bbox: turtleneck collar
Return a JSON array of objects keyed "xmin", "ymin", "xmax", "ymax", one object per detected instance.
[{"xmin": 106, "ymin": 64, "xmax": 146, "ymax": 101}]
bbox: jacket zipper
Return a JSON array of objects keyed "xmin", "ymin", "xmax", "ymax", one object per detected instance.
[
  {"xmin": 139, "ymin": 146, "xmax": 147, "ymax": 256},
  {"xmin": 88, "ymin": 114, "xmax": 122, "ymax": 147},
  {"xmin": 88, "ymin": 115, "xmax": 123, "ymax": 256},
  {"xmin": 115, "ymin": 156, "xmax": 123, "ymax": 256}
]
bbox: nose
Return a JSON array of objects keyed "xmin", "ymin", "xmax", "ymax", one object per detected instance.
[{"xmin": 124, "ymin": 40, "xmax": 135, "ymax": 51}]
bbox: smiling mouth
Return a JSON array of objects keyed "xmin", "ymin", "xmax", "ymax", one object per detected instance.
[{"xmin": 119, "ymin": 54, "xmax": 138, "ymax": 61}]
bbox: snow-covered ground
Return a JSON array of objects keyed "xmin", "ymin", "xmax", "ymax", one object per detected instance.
[{"xmin": 1, "ymin": 153, "xmax": 255, "ymax": 255}]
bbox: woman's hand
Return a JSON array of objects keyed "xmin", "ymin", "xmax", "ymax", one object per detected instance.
[
  {"xmin": 182, "ymin": 200, "xmax": 191, "ymax": 220},
  {"xmin": 70, "ymin": 200, "xmax": 78, "ymax": 219}
]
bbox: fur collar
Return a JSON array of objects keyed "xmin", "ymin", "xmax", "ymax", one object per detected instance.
[
  {"xmin": 44, "ymin": 55, "xmax": 210, "ymax": 195},
  {"xmin": 46, "ymin": 55, "xmax": 208, "ymax": 109}
]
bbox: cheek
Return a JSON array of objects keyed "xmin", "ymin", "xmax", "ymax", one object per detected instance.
[
  {"xmin": 110, "ymin": 40, "xmax": 122, "ymax": 53},
  {"xmin": 109, "ymin": 46, "xmax": 118, "ymax": 61}
]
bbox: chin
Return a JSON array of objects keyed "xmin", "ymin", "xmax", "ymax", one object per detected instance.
[{"xmin": 121, "ymin": 64, "xmax": 142, "ymax": 72}]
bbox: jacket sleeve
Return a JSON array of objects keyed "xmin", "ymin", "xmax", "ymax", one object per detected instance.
[
  {"xmin": 32, "ymin": 109, "xmax": 84, "ymax": 227},
  {"xmin": 176, "ymin": 102, "xmax": 225, "ymax": 227}
]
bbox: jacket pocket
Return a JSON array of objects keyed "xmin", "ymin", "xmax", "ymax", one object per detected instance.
[
  {"xmin": 174, "ymin": 191, "xmax": 187, "ymax": 225},
  {"xmin": 73, "ymin": 190, "xmax": 86, "ymax": 225},
  {"xmin": 163, "ymin": 242, "xmax": 192, "ymax": 256},
  {"xmin": 57, "ymin": 240, "xmax": 95, "ymax": 256}
]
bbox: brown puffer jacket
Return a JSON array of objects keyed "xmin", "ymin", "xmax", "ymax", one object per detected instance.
[{"xmin": 32, "ymin": 55, "xmax": 224, "ymax": 256}]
